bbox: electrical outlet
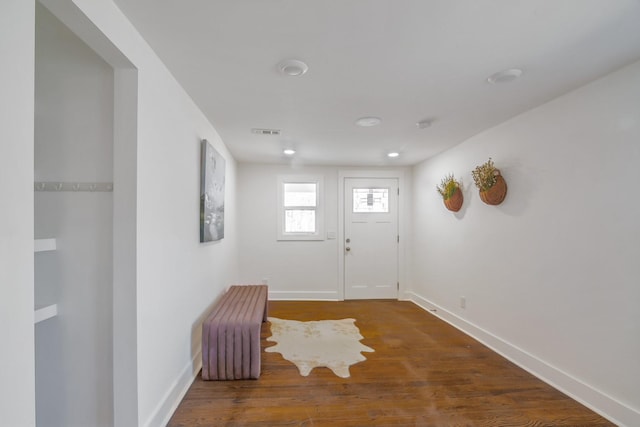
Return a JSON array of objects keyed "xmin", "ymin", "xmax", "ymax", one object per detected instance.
[
  {"xmin": 460, "ymin": 296, "xmax": 466, "ymax": 309},
  {"xmin": 261, "ymin": 278, "xmax": 269, "ymax": 285}
]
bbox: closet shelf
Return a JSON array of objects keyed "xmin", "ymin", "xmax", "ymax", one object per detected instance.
[
  {"xmin": 34, "ymin": 181, "xmax": 113, "ymax": 192},
  {"xmin": 35, "ymin": 304, "xmax": 58, "ymax": 324},
  {"xmin": 35, "ymin": 238, "xmax": 57, "ymax": 252}
]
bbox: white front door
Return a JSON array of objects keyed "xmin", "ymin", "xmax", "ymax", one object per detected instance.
[{"xmin": 344, "ymin": 178, "xmax": 399, "ymax": 299}]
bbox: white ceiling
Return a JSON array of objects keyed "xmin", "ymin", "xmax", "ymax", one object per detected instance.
[{"xmin": 113, "ymin": 0, "xmax": 640, "ymax": 166}]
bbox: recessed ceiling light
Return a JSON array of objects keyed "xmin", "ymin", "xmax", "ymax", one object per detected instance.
[
  {"xmin": 387, "ymin": 152, "xmax": 400, "ymax": 158},
  {"xmin": 416, "ymin": 119, "xmax": 432, "ymax": 129},
  {"xmin": 283, "ymin": 149, "xmax": 296, "ymax": 156},
  {"xmin": 487, "ymin": 68, "xmax": 523, "ymax": 84},
  {"xmin": 278, "ymin": 59, "xmax": 309, "ymax": 76},
  {"xmin": 355, "ymin": 116, "xmax": 382, "ymax": 127}
]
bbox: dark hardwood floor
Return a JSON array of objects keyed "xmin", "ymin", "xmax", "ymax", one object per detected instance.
[{"xmin": 168, "ymin": 300, "xmax": 613, "ymax": 426}]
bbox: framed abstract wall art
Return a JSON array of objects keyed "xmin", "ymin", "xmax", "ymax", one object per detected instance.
[{"xmin": 200, "ymin": 139, "xmax": 225, "ymax": 242}]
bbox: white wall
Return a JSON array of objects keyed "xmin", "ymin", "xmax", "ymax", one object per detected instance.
[
  {"xmin": 238, "ymin": 164, "xmax": 340, "ymax": 299},
  {"xmin": 38, "ymin": 1, "xmax": 240, "ymax": 426},
  {"xmin": 112, "ymin": 67, "xmax": 139, "ymax": 427},
  {"xmin": 34, "ymin": 5, "xmax": 114, "ymax": 426},
  {"xmin": 410, "ymin": 60, "xmax": 640, "ymax": 426},
  {"xmin": 0, "ymin": 1, "xmax": 36, "ymax": 425},
  {"xmin": 237, "ymin": 164, "xmax": 411, "ymax": 300}
]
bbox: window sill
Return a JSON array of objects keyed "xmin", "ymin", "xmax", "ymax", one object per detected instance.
[{"xmin": 277, "ymin": 234, "xmax": 325, "ymax": 241}]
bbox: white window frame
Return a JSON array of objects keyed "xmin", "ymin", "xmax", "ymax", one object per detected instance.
[{"xmin": 277, "ymin": 175, "xmax": 325, "ymax": 241}]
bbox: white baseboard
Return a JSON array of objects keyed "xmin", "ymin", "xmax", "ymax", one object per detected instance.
[
  {"xmin": 268, "ymin": 290, "xmax": 340, "ymax": 301},
  {"xmin": 406, "ymin": 291, "xmax": 639, "ymax": 427},
  {"xmin": 143, "ymin": 351, "xmax": 202, "ymax": 427}
]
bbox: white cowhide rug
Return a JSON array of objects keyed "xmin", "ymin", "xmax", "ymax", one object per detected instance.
[{"xmin": 265, "ymin": 317, "xmax": 374, "ymax": 378}]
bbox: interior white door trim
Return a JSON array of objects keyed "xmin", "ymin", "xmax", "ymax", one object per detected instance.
[{"xmin": 338, "ymin": 169, "xmax": 409, "ymax": 300}]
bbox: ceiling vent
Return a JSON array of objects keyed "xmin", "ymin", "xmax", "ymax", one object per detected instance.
[{"xmin": 251, "ymin": 128, "xmax": 281, "ymax": 136}]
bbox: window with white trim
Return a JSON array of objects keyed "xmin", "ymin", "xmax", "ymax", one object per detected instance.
[{"xmin": 277, "ymin": 175, "xmax": 324, "ymax": 240}]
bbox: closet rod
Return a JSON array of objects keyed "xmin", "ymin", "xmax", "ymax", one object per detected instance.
[{"xmin": 34, "ymin": 182, "xmax": 114, "ymax": 192}]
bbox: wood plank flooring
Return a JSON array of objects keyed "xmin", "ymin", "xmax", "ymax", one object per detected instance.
[{"xmin": 168, "ymin": 300, "xmax": 613, "ymax": 426}]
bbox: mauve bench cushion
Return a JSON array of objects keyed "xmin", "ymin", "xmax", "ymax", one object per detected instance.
[{"xmin": 202, "ymin": 285, "xmax": 268, "ymax": 380}]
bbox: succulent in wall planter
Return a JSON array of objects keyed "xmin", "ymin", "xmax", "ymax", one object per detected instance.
[
  {"xmin": 436, "ymin": 174, "xmax": 463, "ymax": 212},
  {"xmin": 472, "ymin": 158, "xmax": 507, "ymax": 205}
]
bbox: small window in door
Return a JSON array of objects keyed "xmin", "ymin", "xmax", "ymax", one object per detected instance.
[{"xmin": 353, "ymin": 188, "xmax": 389, "ymax": 213}]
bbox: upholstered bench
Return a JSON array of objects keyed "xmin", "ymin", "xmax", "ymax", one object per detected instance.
[{"xmin": 201, "ymin": 285, "xmax": 268, "ymax": 380}]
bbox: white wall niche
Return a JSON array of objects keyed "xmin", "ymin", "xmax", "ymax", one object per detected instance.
[{"xmin": 34, "ymin": 4, "xmax": 115, "ymax": 426}]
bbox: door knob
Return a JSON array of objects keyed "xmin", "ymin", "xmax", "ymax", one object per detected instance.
[{"xmin": 345, "ymin": 247, "xmax": 351, "ymax": 252}]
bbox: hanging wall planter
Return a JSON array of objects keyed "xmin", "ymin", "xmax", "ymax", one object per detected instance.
[
  {"xmin": 444, "ymin": 187, "xmax": 464, "ymax": 212},
  {"xmin": 472, "ymin": 158, "xmax": 507, "ymax": 206},
  {"xmin": 436, "ymin": 174, "xmax": 464, "ymax": 212}
]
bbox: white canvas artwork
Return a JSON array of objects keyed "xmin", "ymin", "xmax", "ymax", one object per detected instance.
[{"xmin": 200, "ymin": 139, "xmax": 225, "ymax": 242}]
